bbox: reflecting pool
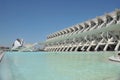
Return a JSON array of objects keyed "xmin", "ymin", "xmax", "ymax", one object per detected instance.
[{"xmin": 0, "ymin": 52, "xmax": 120, "ymax": 80}]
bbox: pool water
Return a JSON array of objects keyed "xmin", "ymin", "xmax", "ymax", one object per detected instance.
[{"xmin": 0, "ymin": 52, "xmax": 120, "ymax": 80}]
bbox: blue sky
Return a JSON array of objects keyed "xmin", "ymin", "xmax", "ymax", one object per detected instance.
[{"xmin": 0, "ymin": 0, "xmax": 120, "ymax": 46}]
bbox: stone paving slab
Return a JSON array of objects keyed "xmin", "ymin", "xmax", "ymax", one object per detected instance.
[{"xmin": 0, "ymin": 51, "xmax": 4, "ymax": 62}]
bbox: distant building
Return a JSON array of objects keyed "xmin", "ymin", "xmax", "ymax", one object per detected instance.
[
  {"xmin": 0, "ymin": 46, "xmax": 10, "ymax": 51},
  {"xmin": 11, "ymin": 38, "xmax": 24, "ymax": 50}
]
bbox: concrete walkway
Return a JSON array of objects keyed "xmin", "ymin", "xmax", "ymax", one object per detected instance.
[{"xmin": 0, "ymin": 51, "xmax": 4, "ymax": 62}]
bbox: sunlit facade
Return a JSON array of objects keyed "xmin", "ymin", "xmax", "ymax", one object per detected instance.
[{"xmin": 44, "ymin": 9, "xmax": 120, "ymax": 52}]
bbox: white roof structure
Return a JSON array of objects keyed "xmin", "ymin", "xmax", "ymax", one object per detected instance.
[{"xmin": 11, "ymin": 38, "xmax": 24, "ymax": 50}]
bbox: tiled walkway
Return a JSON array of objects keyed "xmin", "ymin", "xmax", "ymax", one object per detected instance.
[{"xmin": 0, "ymin": 51, "xmax": 4, "ymax": 62}]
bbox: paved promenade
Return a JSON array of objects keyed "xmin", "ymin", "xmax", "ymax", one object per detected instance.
[{"xmin": 0, "ymin": 51, "xmax": 4, "ymax": 62}]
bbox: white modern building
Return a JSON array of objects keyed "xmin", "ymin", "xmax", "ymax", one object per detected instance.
[
  {"xmin": 12, "ymin": 38, "xmax": 24, "ymax": 50},
  {"xmin": 44, "ymin": 9, "xmax": 120, "ymax": 52}
]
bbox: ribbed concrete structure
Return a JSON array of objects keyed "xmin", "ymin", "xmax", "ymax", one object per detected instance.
[{"xmin": 44, "ymin": 9, "xmax": 120, "ymax": 52}]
